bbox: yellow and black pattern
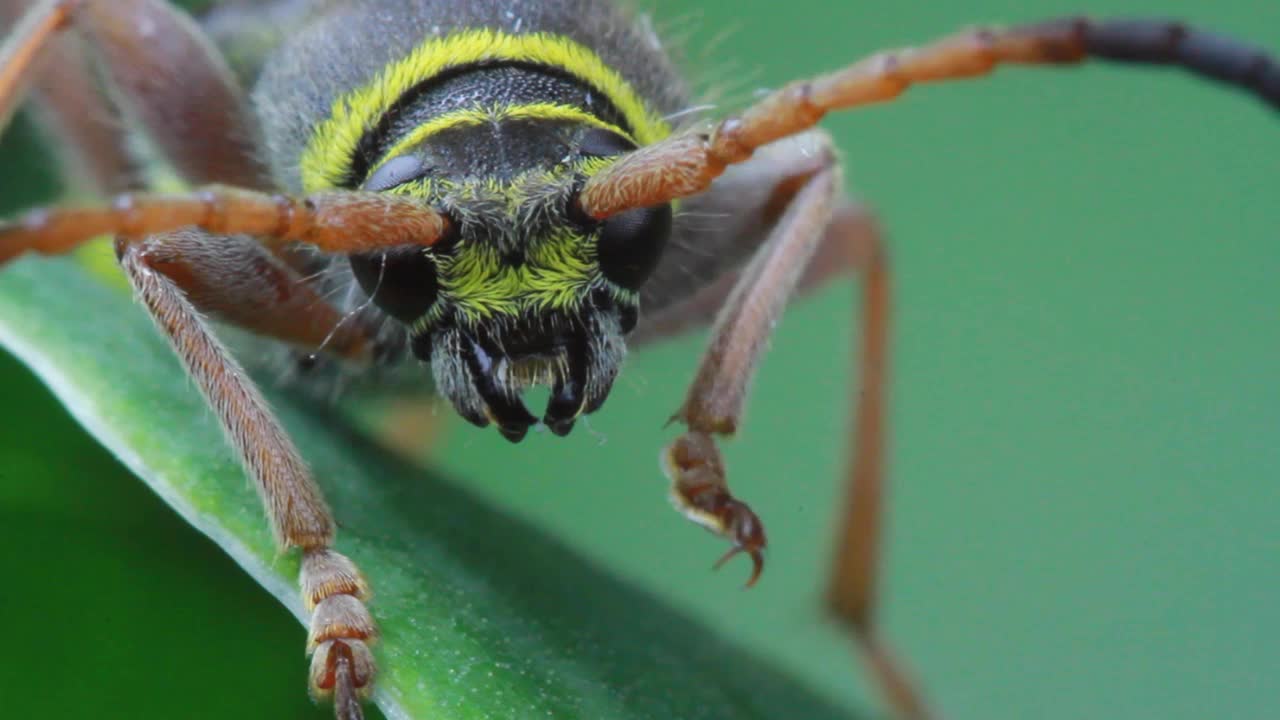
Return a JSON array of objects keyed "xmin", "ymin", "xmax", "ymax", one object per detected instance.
[
  {"xmin": 279, "ymin": 20, "xmax": 680, "ymax": 326},
  {"xmin": 366, "ymin": 102, "xmax": 630, "ymax": 186},
  {"xmin": 300, "ymin": 29, "xmax": 672, "ymax": 192}
]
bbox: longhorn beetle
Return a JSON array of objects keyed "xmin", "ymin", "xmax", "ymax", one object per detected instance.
[{"xmin": 0, "ymin": 1, "xmax": 1276, "ymax": 718}]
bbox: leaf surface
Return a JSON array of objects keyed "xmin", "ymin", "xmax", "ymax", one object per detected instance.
[{"xmin": 0, "ymin": 257, "xmax": 855, "ymax": 720}]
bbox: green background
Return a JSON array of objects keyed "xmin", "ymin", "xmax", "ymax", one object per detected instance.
[{"xmin": 1, "ymin": 1, "xmax": 1276, "ymax": 719}]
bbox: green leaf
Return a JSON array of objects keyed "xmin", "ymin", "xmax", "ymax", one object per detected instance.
[{"xmin": 0, "ymin": 256, "xmax": 858, "ymax": 719}]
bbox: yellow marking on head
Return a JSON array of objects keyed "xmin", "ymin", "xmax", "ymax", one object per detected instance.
[
  {"xmin": 430, "ymin": 227, "xmax": 599, "ymax": 326},
  {"xmin": 366, "ymin": 103, "xmax": 632, "ymax": 183},
  {"xmin": 301, "ymin": 29, "xmax": 671, "ymax": 191}
]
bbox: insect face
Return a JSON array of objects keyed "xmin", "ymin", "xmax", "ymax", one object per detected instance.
[{"xmin": 348, "ymin": 114, "xmax": 672, "ymax": 442}]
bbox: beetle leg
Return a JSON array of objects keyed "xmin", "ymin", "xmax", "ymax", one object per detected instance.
[
  {"xmin": 665, "ymin": 144, "xmax": 927, "ymax": 717},
  {"xmin": 819, "ymin": 204, "xmax": 923, "ymax": 718},
  {"xmin": 0, "ymin": 0, "xmax": 76, "ymax": 131},
  {"xmin": 664, "ymin": 167, "xmax": 841, "ymax": 588},
  {"xmin": 119, "ymin": 237, "xmax": 378, "ymax": 720},
  {"xmin": 0, "ymin": 0, "xmax": 271, "ymax": 188},
  {"xmin": 663, "ymin": 146, "xmax": 838, "ymax": 580},
  {"xmin": 124, "ymin": 229, "xmax": 379, "ymax": 363},
  {"xmin": 632, "ymin": 200, "xmax": 876, "ymax": 347},
  {"xmin": 0, "ymin": 2, "xmax": 138, "ymax": 196},
  {"xmin": 76, "ymin": 0, "xmax": 271, "ymax": 188}
]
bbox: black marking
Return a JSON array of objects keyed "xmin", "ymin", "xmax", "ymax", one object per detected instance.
[
  {"xmin": 349, "ymin": 247, "xmax": 440, "ymax": 324},
  {"xmin": 461, "ymin": 335, "xmax": 537, "ymax": 442},
  {"xmin": 590, "ymin": 287, "xmax": 637, "ymax": 334},
  {"xmin": 410, "ymin": 331, "xmax": 434, "ymax": 363},
  {"xmin": 407, "ymin": 116, "xmax": 580, "ymax": 182},
  {"xmin": 544, "ymin": 332, "xmax": 588, "ymax": 436},
  {"xmin": 617, "ymin": 303, "xmax": 638, "ymax": 335},
  {"xmin": 595, "ymin": 203, "xmax": 673, "ymax": 291},
  {"xmin": 296, "ymin": 353, "xmax": 320, "ymax": 373},
  {"xmin": 577, "ymin": 127, "xmax": 636, "ymax": 157}
]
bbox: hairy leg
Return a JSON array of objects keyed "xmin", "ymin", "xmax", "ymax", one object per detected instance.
[
  {"xmin": 663, "ymin": 144, "xmax": 927, "ymax": 716},
  {"xmin": 11, "ymin": 23, "xmax": 137, "ymax": 195},
  {"xmin": 0, "ymin": 0, "xmax": 73, "ymax": 131},
  {"xmin": 0, "ymin": 6, "xmax": 390, "ymax": 716},
  {"xmin": 76, "ymin": 0, "xmax": 271, "ymax": 188},
  {"xmin": 119, "ymin": 238, "xmax": 377, "ymax": 719},
  {"xmin": 0, "ymin": 0, "xmax": 268, "ymax": 187},
  {"xmin": 818, "ymin": 209, "xmax": 923, "ymax": 719},
  {"xmin": 663, "ymin": 162, "xmax": 846, "ymax": 582},
  {"xmin": 132, "ymin": 229, "xmax": 377, "ymax": 362},
  {"xmin": 630, "ymin": 201, "xmax": 876, "ymax": 346}
]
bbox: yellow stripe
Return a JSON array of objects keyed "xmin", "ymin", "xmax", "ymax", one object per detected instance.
[
  {"xmin": 366, "ymin": 103, "xmax": 632, "ymax": 184},
  {"xmin": 301, "ymin": 29, "xmax": 672, "ymax": 192}
]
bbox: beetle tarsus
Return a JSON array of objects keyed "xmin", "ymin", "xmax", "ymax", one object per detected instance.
[
  {"xmin": 713, "ymin": 542, "xmax": 766, "ymax": 589},
  {"xmin": 663, "ymin": 431, "xmax": 769, "ymax": 587}
]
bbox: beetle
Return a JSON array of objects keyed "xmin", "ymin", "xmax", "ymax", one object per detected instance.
[{"xmin": 0, "ymin": 0, "xmax": 1275, "ymax": 718}]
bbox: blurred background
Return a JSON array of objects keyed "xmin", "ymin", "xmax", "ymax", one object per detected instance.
[{"xmin": 1, "ymin": 0, "xmax": 1277, "ymax": 718}]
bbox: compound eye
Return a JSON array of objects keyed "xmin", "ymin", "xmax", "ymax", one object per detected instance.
[
  {"xmin": 574, "ymin": 127, "xmax": 664, "ymax": 289},
  {"xmin": 578, "ymin": 127, "xmax": 636, "ymax": 158},
  {"xmin": 349, "ymin": 247, "xmax": 439, "ymax": 324},
  {"xmin": 364, "ymin": 154, "xmax": 429, "ymax": 192},
  {"xmin": 595, "ymin": 203, "xmax": 672, "ymax": 291}
]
